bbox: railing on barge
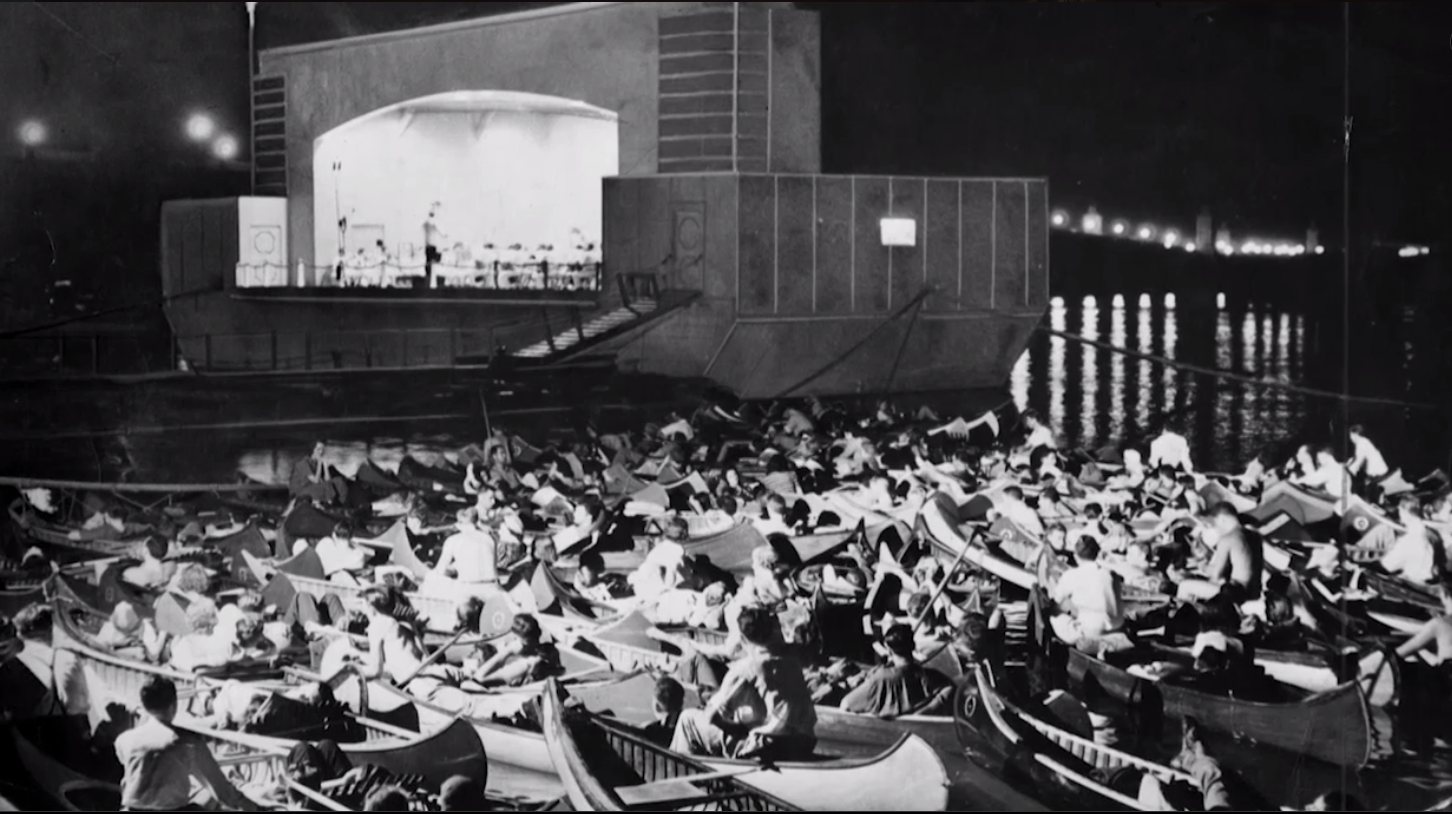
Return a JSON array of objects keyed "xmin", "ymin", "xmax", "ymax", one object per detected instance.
[{"xmin": 0, "ymin": 271, "xmax": 667, "ymax": 380}]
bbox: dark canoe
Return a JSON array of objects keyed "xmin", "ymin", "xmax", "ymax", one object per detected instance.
[
  {"xmin": 539, "ymin": 678, "xmax": 801, "ymax": 812},
  {"xmin": 1063, "ymin": 644, "xmax": 1373, "ymax": 769},
  {"xmin": 953, "ymin": 664, "xmax": 1202, "ymax": 812},
  {"xmin": 7, "ymin": 498, "xmax": 144, "ymax": 558},
  {"xmin": 397, "ymin": 455, "xmax": 466, "ymax": 494},
  {"xmin": 6, "ymin": 725, "xmax": 121, "ymax": 812}
]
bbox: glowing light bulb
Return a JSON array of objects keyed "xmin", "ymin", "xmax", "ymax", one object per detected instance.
[
  {"xmin": 212, "ymin": 134, "xmax": 239, "ymax": 160},
  {"xmin": 17, "ymin": 119, "xmax": 46, "ymax": 147},
  {"xmin": 186, "ymin": 113, "xmax": 216, "ymax": 142}
]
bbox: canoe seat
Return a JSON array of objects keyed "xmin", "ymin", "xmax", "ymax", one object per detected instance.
[{"xmin": 615, "ymin": 775, "xmax": 743, "ymax": 809}]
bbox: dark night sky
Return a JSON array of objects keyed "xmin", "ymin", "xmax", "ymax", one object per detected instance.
[{"xmin": 4, "ymin": 2, "xmax": 1451, "ymax": 245}]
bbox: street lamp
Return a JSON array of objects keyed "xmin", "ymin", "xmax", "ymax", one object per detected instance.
[
  {"xmin": 18, "ymin": 120, "xmax": 46, "ymax": 147},
  {"xmin": 213, "ymin": 135, "xmax": 240, "ymax": 160},
  {"xmin": 186, "ymin": 113, "xmax": 216, "ymax": 142}
]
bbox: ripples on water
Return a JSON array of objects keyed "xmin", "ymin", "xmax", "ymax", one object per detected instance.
[{"xmin": 1012, "ymin": 293, "xmax": 1440, "ymax": 476}]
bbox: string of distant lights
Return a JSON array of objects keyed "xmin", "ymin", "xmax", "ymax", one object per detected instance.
[
  {"xmin": 1050, "ymin": 207, "xmax": 1432, "ymax": 260},
  {"xmin": 15, "ymin": 111, "xmax": 238, "ymax": 160}
]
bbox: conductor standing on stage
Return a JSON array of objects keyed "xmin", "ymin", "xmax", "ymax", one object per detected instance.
[{"xmin": 424, "ymin": 202, "xmax": 447, "ymax": 288}]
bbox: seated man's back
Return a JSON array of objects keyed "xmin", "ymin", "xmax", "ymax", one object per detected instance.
[{"xmin": 840, "ymin": 624, "xmax": 952, "ymax": 717}]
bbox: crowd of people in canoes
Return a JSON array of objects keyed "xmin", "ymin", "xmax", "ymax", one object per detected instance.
[{"xmin": 7, "ymin": 392, "xmax": 1450, "ymax": 811}]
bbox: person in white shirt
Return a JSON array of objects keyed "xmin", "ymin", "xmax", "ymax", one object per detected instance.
[
  {"xmin": 628, "ymin": 517, "xmax": 691, "ymax": 602},
  {"xmin": 1348, "ymin": 424, "xmax": 1391, "ymax": 500},
  {"xmin": 1050, "ymin": 536, "xmax": 1124, "ymax": 644},
  {"xmin": 995, "ymin": 485, "xmax": 1046, "ymax": 539},
  {"xmin": 122, "ymin": 535, "xmax": 178, "ymax": 592},
  {"xmin": 1148, "ymin": 424, "xmax": 1194, "ymax": 472},
  {"xmin": 1293, "ymin": 445, "xmax": 1349, "ymax": 502},
  {"xmin": 1381, "ymin": 495, "xmax": 1439, "ymax": 585},
  {"xmin": 1020, "ymin": 410, "xmax": 1057, "ymax": 452},
  {"xmin": 313, "ymin": 521, "xmax": 370, "ymax": 583}
]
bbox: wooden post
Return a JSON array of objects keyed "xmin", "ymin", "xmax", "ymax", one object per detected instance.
[
  {"xmin": 449, "ymin": 327, "xmax": 458, "ymax": 368},
  {"xmin": 270, "ymin": 330, "xmax": 278, "ymax": 370},
  {"xmin": 304, "ymin": 331, "xmax": 312, "ymax": 371},
  {"xmin": 400, "ymin": 329, "xmax": 409, "ymax": 368},
  {"xmin": 205, "ymin": 334, "xmax": 213, "ymax": 370}
]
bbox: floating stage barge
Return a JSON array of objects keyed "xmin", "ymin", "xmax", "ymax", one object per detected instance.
[{"xmin": 160, "ymin": 2, "xmax": 1048, "ymax": 399}]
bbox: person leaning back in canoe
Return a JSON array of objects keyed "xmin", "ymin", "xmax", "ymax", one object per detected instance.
[
  {"xmin": 122, "ymin": 535, "xmax": 178, "ymax": 592},
  {"xmin": 670, "ymin": 606, "xmax": 817, "ymax": 761},
  {"xmin": 1050, "ymin": 535, "xmax": 1125, "ymax": 647},
  {"xmin": 464, "ymin": 613, "xmax": 562, "ymax": 688},
  {"xmin": 115, "ymin": 676, "xmax": 261, "ymax": 812}
]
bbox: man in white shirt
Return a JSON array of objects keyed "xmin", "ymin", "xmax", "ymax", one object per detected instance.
[
  {"xmin": 628, "ymin": 517, "xmax": 691, "ymax": 602},
  {"xmin": 1381, "ymin": 495, "xmax": 1439, "ymax": 585},
  {"xmin": 1051, "ymin": 536, "xmax": 1124, "ymax": 644},
  {"xmin": 1293, "ymin": 445, "xmax": 1349, "ymax": 504},
  {"xmin": 1148, "ymin": 424, "xmax": 1194, "ymax": 472},
  {"xmin": 313, "ymin": 522, "xmax": 370, "ymax": 584},
  {"xmin": 995, "ymin": 485, "xmax": 1046, "ymax": 539},
  {"xmin": 1348, "ymin": 424, "xmax": 1390, "ymax": 501},
  {"xmin": 1020, "ymin": 410, "xmax": 1057, "ymax": 452}
]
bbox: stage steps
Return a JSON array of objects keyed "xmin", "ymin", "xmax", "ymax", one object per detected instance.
[{"xmin": 512, "ymin": 298, "xmax": 659, "ymax": 359}]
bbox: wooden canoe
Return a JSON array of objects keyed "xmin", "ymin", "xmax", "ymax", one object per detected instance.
[
  {"xmin": 539, "ymin": 677, "xmax": 801, "ymax": 811},
  {"xmin": 1062, "ymin": 643, "xmax": 1373, "ymax": 769},
  {"xmin": 4, "ymin": 725, "xmax": 124, "ymax": 812},
  {"xmin": 919, "ymin": 492, "xmax": 1037, "ymax": 591},
  {"xmin": 342, "ymin": 651, "xmax": 623, "ymax": 782},
  {"xmin": 7, "ymin": 498, "xmax": 144, "ymax": 558},
  {"xmin": 567, "ymin": 612, "xmax": 966, "ymax": 755},
  {"xmin": 567, "ymin": 683, "xmax": 951, "ymax": 811},
  {"xmin": 955, "ymin": 664, "xmax": 1198, "ymax": 812},
  {"xmin": 180, "ymin": 715, "xmax": 490, "ymax": 794}
]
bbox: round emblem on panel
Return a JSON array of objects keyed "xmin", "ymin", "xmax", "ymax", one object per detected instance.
[
  {"xmin": 254, "ymin": 231, "xmax": 277, "ymax": 255},
  {"xmin": 678, "ymin": 217, "xmax": 702, "ymax": 251},
  {"xmin": 1353, "ymin": 516, "xmax": 1369, "ymax": 532},
  {"xmin": 962, "ymin": 692, "xmax": 977, "ymax": 719}
]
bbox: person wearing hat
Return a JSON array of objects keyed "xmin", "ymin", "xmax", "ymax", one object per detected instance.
[{"xmin": 97, "ymin": 601, "xmax": 170, "ymax": 663}]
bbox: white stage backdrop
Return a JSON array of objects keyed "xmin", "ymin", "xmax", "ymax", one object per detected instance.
[{"xmin": 314, "ymin": 96, "xmax": 619, "ymax": 270}]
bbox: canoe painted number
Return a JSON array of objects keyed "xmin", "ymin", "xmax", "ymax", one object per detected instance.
[{"xmin": 962, "ymin": 692, "xmax": 978, "ymax": 719}]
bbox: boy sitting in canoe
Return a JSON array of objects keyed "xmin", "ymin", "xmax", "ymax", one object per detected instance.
[
  {"xmin": 670, "ymin": 606, "xmax": 818, "ymax": 761},
  {"xmin": 116, "ymin": 676, "xmax": 262, "ymax": 812},
  {"xmin": 839, "ymin": 623, "xmax": 953, "ymax": 717}
]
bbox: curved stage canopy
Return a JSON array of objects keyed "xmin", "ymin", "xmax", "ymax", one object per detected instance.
[{"xmin": 313, "ymin": 90, "xmax": 619, "ymax": 273}]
